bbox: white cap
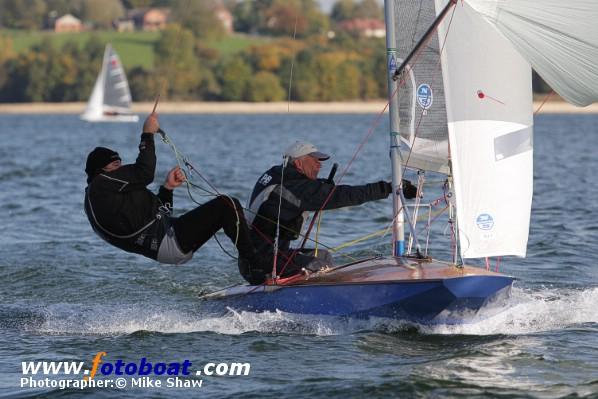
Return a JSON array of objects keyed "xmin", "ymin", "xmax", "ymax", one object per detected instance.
[{"xmin": 284, "ymin": 141, "xmax": 330, "ymax": 161}]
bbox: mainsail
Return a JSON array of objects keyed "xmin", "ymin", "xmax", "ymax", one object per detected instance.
[
  {"xmin": 395, "ymin": 1, "xmax": 450, "ymax": 174},
  {"xmin": 393, "ymin": 0, "xmax": 534, "ymax": 259},
  {"xmin": 81, "ymin": 44, "xmax": 138, "ymax": 122},
  {"xmin": 465, "ymin": 0, "xmax": 598, "ymax": 107}
]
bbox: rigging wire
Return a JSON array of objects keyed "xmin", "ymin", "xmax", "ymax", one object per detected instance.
[
  {"xmin": 314, "ymin": 213, "xmax": 323, "ymax": 257},
  {"xmin": 272, "ymin": 156, "xmax": 289, "ymax": 279},
  {"xmin": 407, "ymin": 171, "xmax": 425, "ymax": 254},
  {"xmin": 270, "ymin": 13, "xmax": 300, "ymax": 281},
  {"xmin": 287, "ymin": 15, "xmax": 299, "ymax": 113}
]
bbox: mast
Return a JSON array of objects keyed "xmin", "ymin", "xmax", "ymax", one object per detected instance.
[{"xmin": 384, "ymin": 0, "xmax": 405, "ymax": 256}]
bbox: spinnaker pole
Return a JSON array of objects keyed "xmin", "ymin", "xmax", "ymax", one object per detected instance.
[{"xmin": 384, "ymin": 0, "xmax": 405, "ymax": 256}]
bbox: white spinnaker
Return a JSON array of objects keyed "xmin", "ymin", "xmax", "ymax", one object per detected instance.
[
  {"xmin": 465, "ymin": 0, "xmax": 598, "ymax": 107},
  {"xmin": 437, "ymin": 0, "xmax": 533, "ymax": 258}
]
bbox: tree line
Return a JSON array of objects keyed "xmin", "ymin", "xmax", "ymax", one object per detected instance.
[
  {"xmin": 0, "ymin": 0, "xmax": 392, "ymax": 102},
  {"xmin": 0, "ymin": 28, "xmax": 388, "ymax": 103}
]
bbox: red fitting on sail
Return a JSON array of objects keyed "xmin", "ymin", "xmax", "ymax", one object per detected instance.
[{"xmin": 477, "ymin": 90, "xmax": 505, "ymax": 105}]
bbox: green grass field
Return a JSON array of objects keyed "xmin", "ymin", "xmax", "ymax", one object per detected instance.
[
  {"xmin": 1, "ymin": 30, "xmax": 265, "ymax": 70},
  {"xmin": 3, "ymin": 30, "xmax": 159, "ymax": 69}
]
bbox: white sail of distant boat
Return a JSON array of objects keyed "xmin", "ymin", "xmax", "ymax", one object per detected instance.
[{"xmin": 81, "ymin": 43, "xmax": 138, "ymax": 123}]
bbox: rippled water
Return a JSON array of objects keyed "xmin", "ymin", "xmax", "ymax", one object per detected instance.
[{"xmin": 0, "ymin": 113, "xmax": 597, "ymax": 398}]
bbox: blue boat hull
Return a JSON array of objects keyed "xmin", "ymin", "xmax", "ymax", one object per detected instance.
[{"xmin": 201, "ymin": 258, "xmax": 514, "ymax": 324}]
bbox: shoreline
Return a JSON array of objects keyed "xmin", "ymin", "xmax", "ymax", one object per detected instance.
[{"xmin": 0, "ymin": 101, "xmax": 597, "ymax": 114}]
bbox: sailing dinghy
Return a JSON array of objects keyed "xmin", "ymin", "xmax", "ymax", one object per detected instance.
[
  {"xmin": 81, "ymin": 44, "xmax": 138, "ymax": 123},
  {"xmin": 201, "ymin": 0, "xmax": 598, "ymax": 324}
]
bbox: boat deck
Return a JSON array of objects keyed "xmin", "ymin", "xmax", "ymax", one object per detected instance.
[
  {"xmin": 287, "ymin": 256, "xmax": 504, "ymax": 285},
  {"xmin": 201, "ymin": 256, "xmax": 510, "ymax": 300}
]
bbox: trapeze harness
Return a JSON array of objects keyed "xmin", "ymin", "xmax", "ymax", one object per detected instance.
[{"xmin": 85, "ymin": 174, "xmax": 192, "ymax": 265}]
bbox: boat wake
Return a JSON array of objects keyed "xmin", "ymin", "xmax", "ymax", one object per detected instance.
[
  {"xmin": 422, "ymin": 285, "xmax": 598, "ymax": 336},
  {"xmin": 3, "ymin": 286, "xmax": 596, "ymax": 337}
]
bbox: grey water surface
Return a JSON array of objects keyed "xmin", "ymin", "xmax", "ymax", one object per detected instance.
[{"xmin": 0, "ymin": 113, "xmax": 597, "ymax": 398}]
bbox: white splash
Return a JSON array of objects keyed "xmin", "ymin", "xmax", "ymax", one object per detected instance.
[
  {"xmin": 423, "ymin": 286, "xmax": 598, "ymax": 335},
  {"xmin": 36, "ymin": 304, "xmax": 339, "ymax": 336},
  {"xmin": 35, "ymin": 286, "xmax": 598, "ymax": 337}
]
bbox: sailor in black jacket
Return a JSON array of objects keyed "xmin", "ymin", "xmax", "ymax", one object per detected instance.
[
  {"xmin": 84, "ymin": 112, "xmax": 261, "ymax": 268},
  {"xmin": 242, "ymin": 141, "xmax": 417, "ymax": 284}
]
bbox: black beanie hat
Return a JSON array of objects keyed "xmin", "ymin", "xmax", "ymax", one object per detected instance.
[{"xmin": 85, "ymin": 147, "xmax": 121, "ymax": 183}]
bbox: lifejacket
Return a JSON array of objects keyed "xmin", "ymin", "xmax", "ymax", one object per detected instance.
[{"xmin": 247, "ymin": 167, "xmax": 306, "ymax": 242}]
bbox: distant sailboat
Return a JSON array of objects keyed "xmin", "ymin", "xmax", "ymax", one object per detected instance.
[{"xmin": 81, "ymin": 44, "xmax": 138, "ymax": 123}]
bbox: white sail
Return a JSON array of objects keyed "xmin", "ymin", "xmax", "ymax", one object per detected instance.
[
  {"xmin": 83, "ymin": 55, "xmax": 106, "ymax": 121},
  {"xmin": 437, "ymin": 0, "xmax": 533, "ymax": 258},
  {"xmin": 465, "ymin": 0, "xmax": 598, "ymax": 107},
  {"xmin": 81, "ymin": 44, "xmax": 138, "ymax": 123}
]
